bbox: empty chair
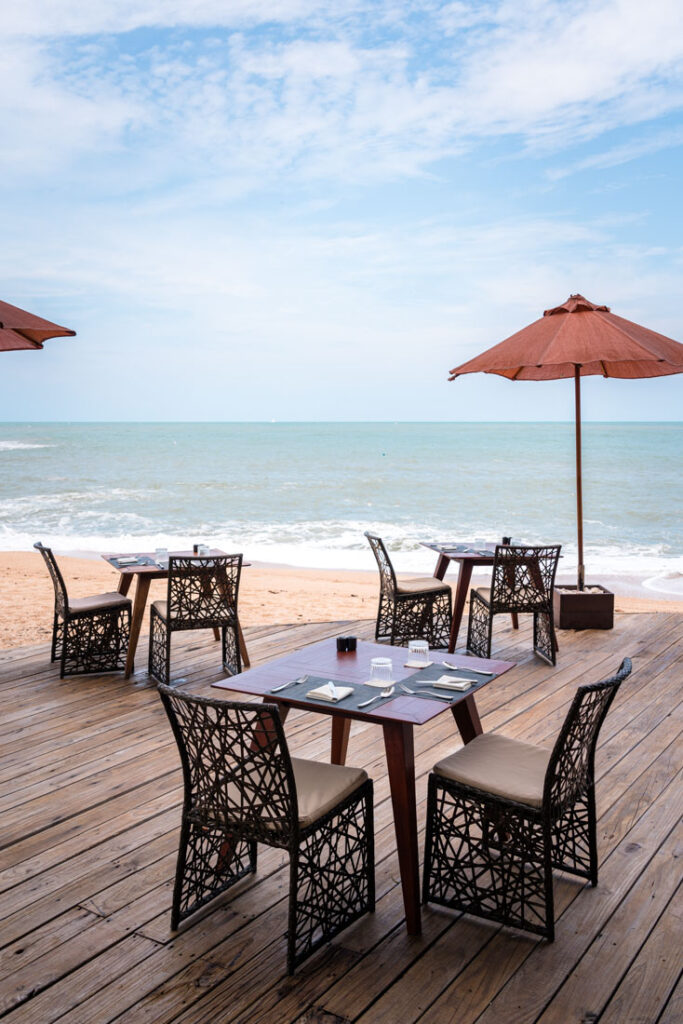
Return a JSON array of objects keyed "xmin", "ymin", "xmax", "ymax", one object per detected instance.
[
  {"xmin": 158, "ymin": 685, "xmax": 375, "ymax": 973},
  {"xmin": 34, "ymin": 541, "xmax": 131, "ymax": 678},
  {"xmin": 467, "ymin": 544, "xmax": 561, "ymax": 664},
  {"xmin": 149, "ymin": 554, "xmax": 243, "ymax": 685},
  {"xmin": 423, "ymin": 657, "xmax": 632, "ymax": 941},
  {"xmin": 365, "ymin": 532, "xmax": 452, "ymax": 648}
]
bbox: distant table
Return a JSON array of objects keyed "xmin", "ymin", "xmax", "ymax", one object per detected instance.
[
  {"xmin": 213, "ymin": 637, "xmax": 514, "ymax": 936},
  {"xmin": 421, "ymin": 542, "xmax": 512, "ymax": 653},
  {"xmin": 102, "ymin": 549, "xmax": 250, "ymax": 680}
]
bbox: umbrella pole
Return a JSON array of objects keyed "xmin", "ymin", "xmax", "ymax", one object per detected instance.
[{"xmin": 574, "ymin": 366, "xmax": 585, "ymax": 590}]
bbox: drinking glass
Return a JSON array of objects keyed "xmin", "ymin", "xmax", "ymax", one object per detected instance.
[
  {"xmin": 408, "ymin": 640, "xmax": 430, "ymax": 664},
  {"xmin": 155, "ymin": 547, "xmax": 169, "ymax": 566},
  {"xmin": 369, "ymin": 657, "xmax": 392, "ymax": 682}
]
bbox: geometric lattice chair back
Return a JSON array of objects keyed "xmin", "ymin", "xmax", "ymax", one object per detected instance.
[
  {"xmin": 544, "ymin": 657, "xmax": 632, "ymax": 815},
  {"xmin": 490, "ymin": 544, "xmax": 561, "ymax": 613},
  {"xmin": 34, "ymin": 542, "xmax": 69, "ymax": 618},
  {"xmin": 364, "ymin": 532, "xmax": 397, "ymax": 598},
  {"xmin": 158, "ymin": 685, "xmax": 298, "ymax": 845},
  {"xmin": 167, "ymin": 555, "xmax": 242, "ymax": 629}
]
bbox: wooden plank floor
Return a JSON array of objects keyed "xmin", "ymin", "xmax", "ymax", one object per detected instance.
[{"xmin": 0, "ymin": 611, "xmax": 681, "ymax": 1024}]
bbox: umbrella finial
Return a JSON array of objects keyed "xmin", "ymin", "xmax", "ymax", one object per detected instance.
[{"xmin": 544, "ymin": 294, "xmax": 610, "ymax": 317}]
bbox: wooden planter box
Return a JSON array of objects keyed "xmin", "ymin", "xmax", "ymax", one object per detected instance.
[{"xmin": 553, "ymin": 585, "xmax": 614, "ymax": 631}]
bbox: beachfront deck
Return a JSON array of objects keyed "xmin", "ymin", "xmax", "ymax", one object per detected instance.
[{"xmin": 0, "ymin": 611, "xmax": 681, "ymax": 1024}]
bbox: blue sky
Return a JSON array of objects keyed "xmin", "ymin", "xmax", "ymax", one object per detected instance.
[{"xmin": 1, "ymin": 0, "xmax": 682, "ymax": 421}]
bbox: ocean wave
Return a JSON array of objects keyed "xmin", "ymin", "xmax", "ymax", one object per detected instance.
[
  {"xmin": 1, "ymin": 520, "xmax": 681, "ymax": 580},
  {"xmin": 0, "ymin": 441, "xmax": 55, "ymax": 451}
]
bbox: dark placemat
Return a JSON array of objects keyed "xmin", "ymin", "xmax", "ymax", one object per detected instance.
[
  {"xmin": 110, "ymin": 554, "xmax": 158, "ymax": 569},
  {"xmin": 262, "ymin": 674, "xmax": 410, "ymax": 716},
  {"xmin": 399, "ymin": 661, "xmax": 498, "ymax": 702}
]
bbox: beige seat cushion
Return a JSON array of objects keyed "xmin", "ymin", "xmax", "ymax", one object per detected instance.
[
  {"xmin": 291, "ymin": 757, "xmax": 368, "ymax": 828},
  {"xmin": 474, "ymin": 585, "xmax": 546, "ymax": 607},
  {"xmin": 474, "ymin": 587, "xmax": 491, "ymax": 603},
  {"xmin": 68, "ymin": 592, "xmax": 131, "ymax": 613},
  {"xmin": 152, "ymin": 599, "xmax": 169, "ymax": 619},
  {"xmin": 433, "ymin": 732, "xmax": 550, "ymax": 808},
  {"xmin": 396, "ymin": 576, "xmax": 451, "ymax": 596}
]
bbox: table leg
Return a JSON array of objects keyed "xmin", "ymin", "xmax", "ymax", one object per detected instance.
[
  {"xmin": 448, "ymin": 561, "xmax": 473, "ymax": 653},
  {"xmin": 237, "ymin": 619, "xmax": 251, "ymax": 669},
  {"xmin": 433, "ymin": 554, "xmax": 450, "ymax": 581},
  {"xmin": 382, "ymin": 721, "xmax": 420, "ymax": 935},
  {"xmin": 451, "ymin": 694, "xmax": 483, "ymax": 745},
  {"xmin": 331, "ymin": 718, "xmax": 351, "ymax": 765},
  {"xmin": 117, "ymin": 574, "xmax": 133, "ymax": 597},
  {"xmin": 511, "ymin": 612, "xmax": 519, "ymax": 629},
  {"xmin": 125, "ymin": 575, "xmax": 151, "ymax": 680}
]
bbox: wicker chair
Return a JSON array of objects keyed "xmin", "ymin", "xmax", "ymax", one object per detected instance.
[
  {"xmin": 365, "ymin": 532, "xmax": 452, "ymax": 648},
  {"xmin": 423, "ymin": 657, "xmax": 632, "ymax": 941},
  {"xmin": 467, "ymin": 544, "xmax": 561, "ymax": 665},
  {"xmin": 149, "ymin": 555, "xmax": 243, "ymax": 685},
  {"xmin": 34, "ymin": 542, "xmax": 131, "ymax": 678},
  {"xmin": 158, "ymin": 685, "xmax": 375, "ymax": 973}
]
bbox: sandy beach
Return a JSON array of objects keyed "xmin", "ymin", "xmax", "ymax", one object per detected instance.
[{"xmin": 2, "ymin": 550, "xmax": 682, "ymax": 651}]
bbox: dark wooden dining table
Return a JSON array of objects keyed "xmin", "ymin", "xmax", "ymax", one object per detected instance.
[
  {"xmin": 212, "ymin": 637, "xmax": 514, "ymax": 936},
  {"xmin": 102, "ymin": 549, "xmax": 250, "ymax": 680},
  {"xmin": 421, "ymin": 542, "xmax": 507, "ymax": 653}
]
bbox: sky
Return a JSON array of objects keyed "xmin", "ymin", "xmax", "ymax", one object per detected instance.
[{"xmin": 1, "ymin": 0, "xmax": 682, "ymax": 421}]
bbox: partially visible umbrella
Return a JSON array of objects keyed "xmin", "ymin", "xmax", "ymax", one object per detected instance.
[
  {"xmin": 449, "ymin": 294, "xmax": 683, "ymax": 589},
  {"xmin": 0, "ymin": 298, "xmax": 76, "ymax": 352}
]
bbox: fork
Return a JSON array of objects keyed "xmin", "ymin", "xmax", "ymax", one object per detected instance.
[
  {"xmin": 442, "ymin": 661, "xmax": 494, "ymax": 675},
  {"xmin": 270, "ymin": 674, "xmax": 309, "ymax": 693},
  {"xmin": 358, "ymin": 686, "xmax": 395, "ymax": 708},
  {"xmin": 399, "ymin": 683, "xmax": 453, "ymax": 702}
]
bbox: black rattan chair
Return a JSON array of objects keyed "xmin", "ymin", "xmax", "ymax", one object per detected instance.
[
  {"xmin": 158, "ymin": 685, "xmax": 375, "ymax": 973},
  {"xmin": 422, "ymin": 657, "xmax": 631, "ymax": 941},
  {"xmin": 34, "ymin": 541, "xmax": 131, "ymax": 678},
  {"xmin": 467, "ymin": 544, "xmax": 561, "ymax": 664},
  {"xmin": 149, "ymin": 555, "xmax": 243, "ymax": 685},
  {"xmin": 365, "ymin": 532, "xmax": 452, "ymax": 648}
]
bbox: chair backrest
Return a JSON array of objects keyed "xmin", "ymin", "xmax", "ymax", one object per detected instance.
[
  {"xmin": 158, "ymin": 684, "xmax": 298, "ymax": 843},
  {"xmin": 489, "ymin": 544, "xmax": 561, "ymax": 613},
  {"xmin": 166, "ymin": 554, "xmax": 242, "ymax": 627},
  {"xmin": 364, "ymin": 532, "xmax": 397, "ymax": 597},
  {"xmin": 543, "ymin": 658, "xmax": 632, "ymax": 814},
  {"xmin": 34, "ymin": 542, "xmax": 68, "ymax": 616}
]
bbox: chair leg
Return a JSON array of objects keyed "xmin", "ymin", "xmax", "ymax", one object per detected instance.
[
  {"xmin": 149, "ymin": 607, "xmax": 170, "ymax": 684},
  {"xmin": 467, "ymin": 590, "xmax": 492, "ymax": 659},
  {"xmin": 221, "ymin": 621, "xmax": 242, "ymax": 676},
  {"xmin": 287, "ymin": 781, "xmax": 374, "ymax": 974},
  {"xmin": 171, "ymin": 818, "xmax": 256, "ymax": 930},
  {"xmin": 551, "ymin": 789, "xmax": 596, "ymax": 884},
  {"xmin": 533, "ymin": 609, "xmax": 557, "ymax": 665}
]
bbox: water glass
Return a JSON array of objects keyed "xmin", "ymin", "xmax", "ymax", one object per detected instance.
[
  {"xmin": 408, "ymin": 640, "xmax": 430, "ymax": 664},
  {"xmin": 369, "ymin": 657, "xmax": 393, "ymax": 682},
  {"xmin": 155, "ymin": 547, "xmax": 169, "ymax": 566},
  {"xmin": 197, "ymin": 543, "xmax": 210, "ymax": 557}
]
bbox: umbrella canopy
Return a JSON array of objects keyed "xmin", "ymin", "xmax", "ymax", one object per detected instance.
[
  {"xmin": 0, "ymin": 298, "xmax": 76, "ymax": 352},
  {"xmin": 449, "ymin": 294, "xmax": 683, "ymax": 589}
]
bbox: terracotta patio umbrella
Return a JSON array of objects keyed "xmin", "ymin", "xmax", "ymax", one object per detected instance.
[
  {"xmin": 0, "ymin": 298, "xmax": 76, "ymax": 352},
  {"xmin": 448, "ymin": 294, "xmax": 683, "ymax": 590}
]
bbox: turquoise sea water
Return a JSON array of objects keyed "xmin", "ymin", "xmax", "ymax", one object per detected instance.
[{"xmin": 1, "ymin": 422, "xmax": 681, "ymax": 590}]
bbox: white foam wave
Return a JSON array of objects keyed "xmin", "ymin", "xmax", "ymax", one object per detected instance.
[
  {"xmin": 0, "ymin": 441, "xmax": 55, "ymax": 451},
  {"xmin": 1, "ymin": 520, "xmax": 682, "ymax": 580}
]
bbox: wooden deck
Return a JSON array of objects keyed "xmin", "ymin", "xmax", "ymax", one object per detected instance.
[{"xmin": 0, "ymin": 611, "xmax": 681, "ymax": 1024}]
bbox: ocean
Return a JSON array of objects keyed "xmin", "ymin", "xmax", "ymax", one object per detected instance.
[{"xmin": 1, "ymin": 422, "xmax": 681, "ymax": 593}]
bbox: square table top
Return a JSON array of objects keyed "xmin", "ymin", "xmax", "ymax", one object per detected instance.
[
  {"xmin": 212, "ymin": 638, "xmax": 514, "ymax": 727},
  {"xmin": 420, "ymin": 541, "xmax": 497, "ymax": 560},
  {"xmin": 102, "ymin": 548, "xmax": 227, "ymax": 574}
]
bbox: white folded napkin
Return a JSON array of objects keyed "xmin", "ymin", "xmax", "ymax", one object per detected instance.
[
  {"xmin": 306, "ymin": 681, "xmax": 354, "ymax": 703},
  {"xmin": 404, "ymin": 659, "xmax": 434, "ymax": 669},
  {"xmin": 116, "ymin": 557, "xmax": 138, "ymax": 565},
  {"xmin": 431, "ymin": 675, "xmax": 474, "ymax": 691},
  {"xmin": 363, "ymin": 679, "xmax": 397, "ymax": 689}
]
